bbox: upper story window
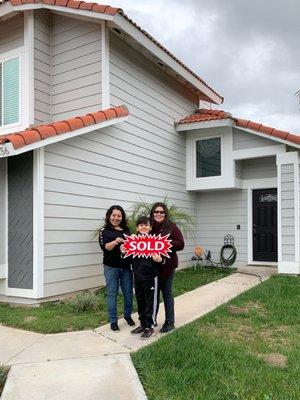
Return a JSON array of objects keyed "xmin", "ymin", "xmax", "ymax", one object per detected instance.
[
  {"xmin": 196, "ymin": 137, "xmax": 221, "ymax": 177},
  {"xmin": 0, "ymin": 56, "xmax": 20, "ymax": 127}
]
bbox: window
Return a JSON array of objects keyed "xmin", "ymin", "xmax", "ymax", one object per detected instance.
[
  {"xmin": 0, "ymin": 57, "xmax": 20, "ymax": 127},
  {"xmin": 196, "ymin": 137, "xmax": 221, "ymax": 178}
]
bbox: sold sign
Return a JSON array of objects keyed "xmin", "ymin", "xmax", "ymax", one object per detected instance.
[{"xmin": 122, "ymin": 234, "xmax": 172, "ymax": 258}]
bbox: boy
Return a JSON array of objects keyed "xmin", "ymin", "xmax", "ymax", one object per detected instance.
[{"xmin": 128, "ymin": 215, "xmax": 163, "ymax": 339}]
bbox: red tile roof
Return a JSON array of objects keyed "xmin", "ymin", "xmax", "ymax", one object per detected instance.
[
  {"xmin": 0, "ymin": 105, "xmax": 128, "ymax": 150},
  {"xmin": 177, "ymin": 109, "xmax": 232, "ymax": 124},
  {"xmin": 177, "ymin": 109, "xmax": 300, "ymax": 146},
  {"xmin": 6, "ymin": 0, "xmax": 223, "ymax": 103}
]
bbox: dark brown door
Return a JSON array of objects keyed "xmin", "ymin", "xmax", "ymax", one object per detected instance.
[{"xmin": 253, "ymin": 189, "xmax": 277, "ymax": 262}]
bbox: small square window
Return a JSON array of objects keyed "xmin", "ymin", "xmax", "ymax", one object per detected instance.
[
  {"xmin": 196, "ymin": 137, "xmax": 221, "ymax": 178},
  {"xmin": 0, "ymin": 57, "xmax": 20, "ymax": 127}
]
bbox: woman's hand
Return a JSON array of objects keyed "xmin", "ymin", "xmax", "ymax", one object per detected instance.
[
  {"xmin": 105, "ymin": 237, "xmax": 124, "ymax": 251},
  {"xmin": 152, "ymin": 253, "xmax": 162, "ymax": 263}
]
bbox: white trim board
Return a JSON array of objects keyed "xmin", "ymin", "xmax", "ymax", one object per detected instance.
[
  {"xmin": 33, "ymin": 148, "xmax": 44, "ymax": 298},
  {"xmin": 0, "ymin": 115, "xmax": 128, "ymax": 158},
  {"xmin": 233, "ymin": 145, "xmax": 286, "ymax": 160},
  {"xmin": 176, "ymin": 119, "xmax": 233, "ymax": 132},
  {"xmin": 278, "ymin": 261, "xmax": 300, "ymax": 274}
]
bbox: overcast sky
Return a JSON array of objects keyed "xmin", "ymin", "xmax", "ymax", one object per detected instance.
[{"xmin": 110, "ymin": 0, "xmax": 300, "ymax": 133}]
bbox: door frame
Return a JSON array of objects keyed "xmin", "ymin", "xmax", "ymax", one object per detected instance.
[{"xmin": 246, "ymin": 179, "xmax": 278, "ymax": 265}]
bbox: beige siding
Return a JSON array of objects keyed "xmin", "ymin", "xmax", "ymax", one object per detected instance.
[
  {"xmin": 34, "ymin": 10, "xmax": 51, "ymax": 124},
  {"xmin": 0, "ymin": 14, "xmax": 24, "ymax": 54},
  {"xmin": 281, "ymin": 164, "xmax": 295, "ymax": 261},
  {"xmin": 43, "ymin": 33, "xmax": 197, "ymax": 297},
  {"xmin": 51, "ymin": 14, "xmax": 102, "ymax": 120},
  {"xmin": 233, "ymin": 128, "xmax": 277, "ymax": 150},
  {"xmin": 241, "ymin": 156, "xmax": 277, "ymax": 179},
  {"xmin": 197, "ymin": 190, "xmax": 247, "ymax": 267}
]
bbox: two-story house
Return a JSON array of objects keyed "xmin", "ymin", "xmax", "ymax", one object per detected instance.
[{"xmin": 0, "ymin": 0, "xmax": 299, "ymax": 305}]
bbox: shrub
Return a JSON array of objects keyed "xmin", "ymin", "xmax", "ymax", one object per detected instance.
[{"xmin": 71, "ymin": 291, "xmax": 99, "ymax": 312}]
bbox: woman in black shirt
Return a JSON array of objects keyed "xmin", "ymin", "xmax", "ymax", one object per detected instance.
[{"xmin": 99, "ymin": 205, "xmax": 135, "ymax": 331}]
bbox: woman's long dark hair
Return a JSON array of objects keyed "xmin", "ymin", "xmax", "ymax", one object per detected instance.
[
  {"xmin": 150, "ymin": 202, "xmax": 171, "ymax": 235},
  {"xmin": 104, "ymin": 205, "xmax": 129, "ymax": 231}
]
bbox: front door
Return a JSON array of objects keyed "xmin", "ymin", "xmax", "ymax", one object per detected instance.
[{"xmin": 253, "ymin": 189, "xmax": 277, "ymax": 262}]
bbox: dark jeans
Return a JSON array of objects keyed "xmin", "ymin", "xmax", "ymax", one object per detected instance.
[
  {"xmin": 104, "ymin": 265, "xmax": 133, "ymax": 324},
  {"xmin": 156, "ymin": 271, "xmax": 175, "ymax": 324},
  {"xmin": 135, "ymin": 277, "xmax": 158, "ymax": 329}
]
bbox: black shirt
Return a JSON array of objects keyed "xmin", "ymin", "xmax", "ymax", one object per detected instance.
[
  {"xmin": 99, "ymin": 227, "xmax": 131, "ymax": 269},
  {"xmin": 131, "ymin": 256, "xmax": 162, "ymax": 281}
]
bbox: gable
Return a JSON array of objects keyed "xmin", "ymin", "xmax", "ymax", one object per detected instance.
[{"xmin": 233, "ymin": 128, "xmax": 278, "ymax": 150}]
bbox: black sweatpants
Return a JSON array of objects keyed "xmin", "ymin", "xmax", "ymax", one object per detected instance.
[
  {"xmin": 134, "ymin": 277, "xmax": 158, "ymax": 329},
  {"xmin": 155, "ymin": 271, "xmax": 175, "ymax": 325}
]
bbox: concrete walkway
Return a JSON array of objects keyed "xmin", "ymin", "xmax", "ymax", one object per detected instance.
[{"xmin": 0, "ymin": 267, "xmax": 276, "ymax": 400}]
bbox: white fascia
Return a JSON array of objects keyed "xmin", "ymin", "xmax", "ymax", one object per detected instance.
[
  {"xmin": 0, "ymin": 115, "xmax": 128, "ymax": 158},
  {"xmin": 233, "ymin": 145, "xmax": 286, "ymax": 161},
  {"xmin": 113, "ymin": 13, "xmax": 223, "ymax": 104},
  {"xmin": 176, "ymin": 119, "xmax": 233, "ymax": 132},
  {"xmin": 24, "ymin": 10, "xmax": 35, "ymax": 126}
]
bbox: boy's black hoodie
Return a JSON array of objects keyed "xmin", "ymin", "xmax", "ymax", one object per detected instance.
[{"xmin": 131, "ymin": 256, "xmax": 163, "ymax": 281}]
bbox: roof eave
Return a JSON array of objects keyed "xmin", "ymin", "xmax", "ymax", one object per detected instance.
[
  {"xmin": 0, "ymin": 115, "xmax": 128, "ymax": 158},
  {"xmin": 176, "ymin": 119, "xmax": 233, "ymax": 132},
  {"xmin": 113, "ymin": 13, "xmax": 223, "ymax": 104}
]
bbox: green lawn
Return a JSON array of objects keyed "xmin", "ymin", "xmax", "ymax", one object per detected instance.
[
  {"xmin": 132, "ymin": 275, "xmax": 300, "ymax": 400},
  {"xmin": 0, "ymin": 266, "xmax": 231, "ymax": 334}
]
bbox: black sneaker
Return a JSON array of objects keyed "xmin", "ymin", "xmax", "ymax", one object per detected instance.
[
  {"xmin": 140, "ymin": 328, "xmax": 155, "ymax": 340},
  {"xmin": 125, "ymin": 317, "xmax": 135, "ymax": 326},
  {"xmin": 159, "ymin": 322, "xmax": 175, "ymax": 333},
  {"xmin": 110, "ymin": 322, "xmax": 119, "ymax": 332},
  {"xmin": 131, "ymin": 326, "xmax": 145, "ymax": 335}
]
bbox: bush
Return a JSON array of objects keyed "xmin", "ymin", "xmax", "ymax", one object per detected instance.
[{"xmin": 71, "ymin": 291, "xmax": 100, "ymax": 313}]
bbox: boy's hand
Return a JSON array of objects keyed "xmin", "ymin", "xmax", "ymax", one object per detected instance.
[
  {"xmin": 152, "ymin": 253, "xmax": 162, "ymax": 263},
  {"xmin": 120, "ymin": 244, "xmax": 126, "ymax": 253}
]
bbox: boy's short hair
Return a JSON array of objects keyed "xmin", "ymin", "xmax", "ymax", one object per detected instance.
[{"xmin": 136, "ymin": 215, "xmax": 151, "ymax": 226}]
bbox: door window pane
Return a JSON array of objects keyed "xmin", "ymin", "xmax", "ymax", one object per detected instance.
[{"xmin": 196, "ymin": 137, "xmax": 221, "ymax": 177}]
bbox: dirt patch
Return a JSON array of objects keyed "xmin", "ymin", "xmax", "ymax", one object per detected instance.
[
  {"xmin": 227, "ymin": 301, "xmax": 265, "ymax": 316},
  {"xmin": 24, "ymin": 316, "xmax": 37, "ymax": 323},
  {"xmin": 256, "ymin": 352, "xmax": 288, "ymax": 368}
]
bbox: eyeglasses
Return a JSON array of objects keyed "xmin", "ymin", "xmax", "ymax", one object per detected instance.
[{"xmin": 154, "ymin": 210, "xmax": 165, "ymax": 214}]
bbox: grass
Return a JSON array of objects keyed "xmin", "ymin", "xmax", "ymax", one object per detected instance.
[
  {"xmin": 132, "ymin": 275, "xmax": 300, "ymax": 400},
  {"xmin": 0, "ymin": 266, "xmax": 231, "ymax": 334},
  {"xmin": 0, "ymin": 366, "xmax": 9, "ymax": 396}
]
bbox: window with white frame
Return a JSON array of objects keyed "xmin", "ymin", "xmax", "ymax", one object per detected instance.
[
  {"xmin": 196, "ymin": 137, "xmax": 221, "ymax": 178},
  {"xmin": 0, "ymin": 56, "xmax": 20, "ymax": 127}
]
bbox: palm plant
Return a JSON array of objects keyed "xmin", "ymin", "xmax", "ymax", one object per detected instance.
[{"xmin": 127, "ymin": 197, "xmax": 195, "ymax": 237}]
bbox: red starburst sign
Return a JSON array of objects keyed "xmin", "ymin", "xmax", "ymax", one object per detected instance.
[{"xmin": 122, "ymin": 233, "xmax": 172, "ymax": 258}]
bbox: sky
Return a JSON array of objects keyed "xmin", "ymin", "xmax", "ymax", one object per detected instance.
[{"xmin": 109, "ymin": 0, "xmax": 300, "ymax": 133}]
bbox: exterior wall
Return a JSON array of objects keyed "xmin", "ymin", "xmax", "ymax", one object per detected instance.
[
  {"xmin": 51, "ymin": 14, "xmax": 102, "ymax": 121},
  {"xmin": 0, "ymin": 14, "xmax": 24, "ymax": 54},
  {"xmin": 241, "ymin": 156, "xmax": 277, "ymax": 179},
  {"xmin": 42, "ymin": 33, "xmax": 197, "ymax": 297},
  {"xmin": 197, "ymin": 190, "xmax": 247, "ymax": 267},
  {"xmin": 34, "ymin": 10, "xmax": 51, "ymax": 124},
  {"xmin": 280, "ymin": 164, "xmax": 295, "ymax": 261},
  {"xmin": 233, "ymin": 128, "xmax": 276, "ymax": 150},
  {"xmin": 33, "ymin": 12, "xmax": 102, "ymax": 124}
]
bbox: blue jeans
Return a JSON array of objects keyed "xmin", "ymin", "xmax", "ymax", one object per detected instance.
[{"xmin": 104, "ymin": 266, "xmax": 133, "ymax": 324}]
